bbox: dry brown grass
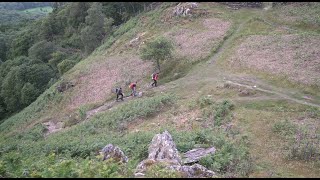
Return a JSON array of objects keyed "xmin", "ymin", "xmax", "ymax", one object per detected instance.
[
  {"xmin": 164, "ymin": 17, "xmax": 231, "ymax": 61},
  {"xmin": 228, "ymin": 34, "xmax": 320, "ymax": 86},
  {"xmin": 66, "ymin": 55, "xmax": 153, "ymax": 111}
]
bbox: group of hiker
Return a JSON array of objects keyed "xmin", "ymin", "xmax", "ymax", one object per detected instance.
[{"xmin": 115, "ymin": 72, "xmax": 159, "ymax": 101}]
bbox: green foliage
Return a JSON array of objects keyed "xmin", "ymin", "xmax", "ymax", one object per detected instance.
[
  {"xmin": 78, "ymin": 107, "xmax": 87, "ymax": 122},
  {"xmin": 21, "ymin": 83, "xmax": 40, "ymax": 106},
  {"xmin": 198, "ymin": 96, "xmax": 214, "ymax": 108},
  {"xmin": 48, "ymin": 51, "xmax": 67, "ymax": 72},
  {"xmin": 0, "ymin": 94, "xmax": 176, "ymax": 177},
  {"xmin": 104, "ymin": 17, "xmax": 114, "ymax": 36},
  {"xmin": 144, "ymin": 163, "xmax": 182, "ymax": 178},
  {"xmin": 81, "ymin": 2, "xmax": 106, "ymax": 55},
  {"xmin": 288, "ymin": 129, "xmax": 320, "ymax": 162},
  {"xmin": 40, "ymin": 14, "xmax": 57, "ymax": 41},
  {"xmin": 0, "ymin": 57, "xmax": 55, "ymax": 112},
  {"xmin": 162, "ymin": 127, "xmax": 252, "ymax": 177},
  {"xmin": 62, "ymin": 33, "xmax": 83, "ymax": 49},
  {"xmin": 22, "ymin": 123, "xmax": 46, "ymax": 141},
  {"xmin": 113, "ymin": 16, "xmax": 138, "ymax": 37},
  {"xmin": 272, "ymin": 119, "xmax": 298, "ymax": 137},
  {"xmin": 272, "ymin": 117, "xmax": 320, "ymax": 162},
  {"xmin": 8, "ymin": 28, "xmax": 36, "ymax": 59},
  {"xmin": 140, "ymin": 36, "xmax": 174, "ymax": 71},
  {"xmin": 0, "ymin": 56, "xmax": 28, "ymax": 78},
  {"xmin": 214, "ymin": 100, "xmax": 234, "ymax": 126},
  {"xmin": 199, "ymin": 99, "xmax": 234, "ymax": 127},
  {"xmin": 28, "ymin": 40, "xmax": 56, "ymax": 63},
  {"xmin": 0, "ymin": 34, "xmax": 8, "ymax": 61},
  {"xmin": 0, "ymin": 2, "xmax": 158, "ymax": 121},
  {"xmin": 57, "ymin": 59, "xmax": 77, "ymax": 75},
  {"xmin": 92, "ymin": 93, "xmax": 175, "ymax": 131},
  {"xmin": 271, "ymin": 2, "xmax": 320, "ymax": 29},
  {"xmin": 0, "ymin": 161, "xmax": 5, "ymax": 177},
  {"xmin": 66, "ymin": 2, "xmax": 90, "ymax": 28},
  {"xmin": 1, "ymin": 66, "xmax": 25, "ymax": 112},
  {"xmin": 0, "ymin": 2, "xmax": 52, "ymax": 11},
  {"xmin": 24, "ymin": 63, "xmax": 56, "ymax": 90}
]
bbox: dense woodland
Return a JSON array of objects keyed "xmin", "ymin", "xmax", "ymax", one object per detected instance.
[{"xmin": 0, "ymin": 2, "xmax": 154, "ymax": 121}]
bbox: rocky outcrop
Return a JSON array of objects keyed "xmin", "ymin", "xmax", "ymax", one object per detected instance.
[
  {"xmin": 181, "ymin": 147, "xmax": 216, "ymax": 164},
  {"xmin": 173, "ymin": 2, "xmax": 199, "ymax": 17},
  {"xmin": 100, "ymin": 144, "xmax": 128, "ymax": 163},
  {"xmin": 135, "ymin": 130, "xmax": 216, "ymax": 178}
]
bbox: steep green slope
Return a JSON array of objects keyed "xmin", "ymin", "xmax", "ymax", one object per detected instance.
[{"xmin": 0, "ymin": 2, "xmax": 319, "ymax": 178}]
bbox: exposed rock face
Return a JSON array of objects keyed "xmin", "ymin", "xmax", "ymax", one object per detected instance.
[
  {"xmin": 100, "ymin": 144, "xmax": 128, "ymax": 163},
  {"xmin": 135, "ymin": 130, "xmax": 216, "ymax": 178},
  {"xmin": 181, "ymin": 147, "xmax": 216, "ymax": 164},
  {"xmin": 147, "ymin": 130, "xmax": 181, "ymax": 163},
  {"xmin": 173, "ymin": 2, "xmax": 199, "ymax": 17}
]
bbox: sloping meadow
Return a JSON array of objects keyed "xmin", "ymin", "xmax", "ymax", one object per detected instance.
[{"xmin": 228, "ymin": 34, "xmax": 320, "ymax": 87}]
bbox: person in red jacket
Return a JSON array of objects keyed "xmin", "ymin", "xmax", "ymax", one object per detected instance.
[
  {"xmin": 129, "ymin": 81, "xmax": 137, "ymax": 96},
  {"xmin": 151, "ymin": 72, "xmax": 159, "ymax": 87}
]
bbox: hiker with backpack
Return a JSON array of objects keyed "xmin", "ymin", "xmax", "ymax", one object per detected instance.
[
  {"xmin": 115, "ymin": 87, "xmax": 124, "ymax": 101},
  {"xmin": 151, "ymin": 72, "xmax": 159, "ymax": 87},
  {"xmin": 129, "ymin": 81, "xmax": 137, "ymax": 96}
]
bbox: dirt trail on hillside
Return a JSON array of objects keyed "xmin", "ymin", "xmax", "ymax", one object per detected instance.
[
  {"xmin": 225, "ymin": 80, "xmax": 320, "ymax": 108},
  {"xmin": 85, "ymin": 84, "xmax": 158, "ymax": 120},
  {"xmin": 160, "ymin": 18, "xmax": 320, "ymax": 110},
  {"xmin": 203, "ymin": 17, "xmax": 320, "ymax": 108}
]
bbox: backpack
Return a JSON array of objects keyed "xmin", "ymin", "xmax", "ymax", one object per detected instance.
[{"xmin": 115, "ymin": 88, "xmax": 119, "ymax": 93}]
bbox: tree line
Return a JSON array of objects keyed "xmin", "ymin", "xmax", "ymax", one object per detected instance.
[{"xmin": 0, "ymin": 2, "xmax": 52, "ymax": 10}]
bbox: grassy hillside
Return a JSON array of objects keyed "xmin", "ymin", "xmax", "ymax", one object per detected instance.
[{"xmin": 0, "ymin": 2, "xmax": 319, "ymax": 178}]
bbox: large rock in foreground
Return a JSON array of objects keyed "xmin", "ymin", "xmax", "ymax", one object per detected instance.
[{"xmin": 135, "ymin": 130, "xmax": 215, "ymax": 178}]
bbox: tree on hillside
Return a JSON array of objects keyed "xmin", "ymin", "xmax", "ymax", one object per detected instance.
[
  {"xmin": 81, "ymin": 2, "xmax": 106, "ymax": 55},
  {"xmin": 28, "ymin": 40, "xmax": 56, "ymax": 63},
  {"xmin": 8, "ymin": 29, "xmax": 35, "ymax": 59},
  {"xmin": 140, "ymin": 37, "xmax": 174, "ymax": 72},
  {"xmin": 21, "ymin": 82, "xmax": 40, "ymax": 106},
  {"xmin": 1, "ymin": 59, "xmax": 55, "ymax": 112},
  {"xmin": 67, "ymin": 2, "xmax": 90, "ymax": 28},
  {"xmin": 1, "ymin": 66, "xmax": 25, "ymax": 112},
  {"xmin": 0, "ymin": 34, "xmax": 8, "ymax": 62},
  {"xmin": 40, "ymin": 14, "xmax": 58, "ymax": 41}
]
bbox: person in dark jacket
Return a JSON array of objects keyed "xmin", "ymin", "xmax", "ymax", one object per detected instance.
[{"xmin": 116, "ymin": 87, "xmax": 124, "ymax": 101}]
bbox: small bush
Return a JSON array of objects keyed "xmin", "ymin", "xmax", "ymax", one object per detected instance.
[
  {"xmin": 21, "ymin": 83, "xmax": 40, "ymax": 106},
  {"xmin": 144, "ymin": 163, "xmax": 182, "ymax": 178},
  {"xmin": 272, "ymin": 119, "xmax": 297, "ymax": 137},
  {"xmin": 197, "ymin": 96, "xmax": 214, "ymax": 108},
  {"xmin": 57, "ymin": 59, "xmax": 77, "ymax": 75},
  {"xmin": 199, "ymin": 99, "xmax": 234, "ymax": 127}
]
